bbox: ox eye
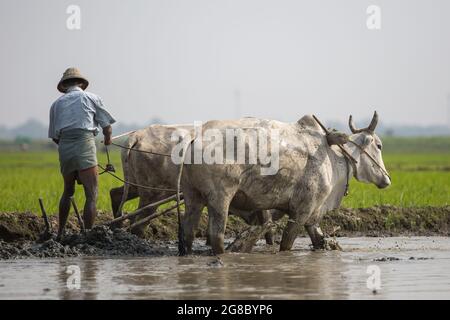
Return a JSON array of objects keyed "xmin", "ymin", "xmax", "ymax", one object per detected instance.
[{"xmin": 376, "ymin": 144, "xmax": 382, "ymax": 150}]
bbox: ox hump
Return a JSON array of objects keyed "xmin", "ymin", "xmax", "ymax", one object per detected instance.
[{"xmin": 296, "ymin": 115, "xmax": 322, "ymax": 132}]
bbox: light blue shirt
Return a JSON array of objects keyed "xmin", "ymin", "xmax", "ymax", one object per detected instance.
[{"xmin": 48, "ymin": 87, "xmax": 116, "ymax": 139}]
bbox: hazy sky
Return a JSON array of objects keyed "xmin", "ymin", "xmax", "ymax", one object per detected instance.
[{"xmin": 1, "ymin": 0, "xmax": 450, "ymax": 129}]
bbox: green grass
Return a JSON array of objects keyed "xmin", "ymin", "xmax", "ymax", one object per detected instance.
[
  {"xmin": 382, "ymin": 153, "xmax": 450, "ymax": 171},
  {"xmin": 341, "ymin": 170, "xmax": 450, "ymax": 208},
  {"xmin": 381, "ymin": 136, "xmax": 450, "ymax": 154},
  {"xmin": 0, "ymin": 150, "xmax": 138, "ymax": 214},
  {"xmin": 0, "ymin": 137, "xmax": 449, "ymax": 213},
  {"xmin": 340, "ymin": 136, "xmax": 450, "ymax": 207}
]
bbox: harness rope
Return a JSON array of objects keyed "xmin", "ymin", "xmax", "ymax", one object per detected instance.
[
  {"xmin": 344, "ymin": 156, "xmax": 351, "ymax": 196},
  {"xmin": 98, "ymin": 138, "xmax": 175, "ymax": 191},
  {"xmin": 111, "ymin": 141, "xmax": 172, "ymax": 157},
  {"xmin": 312, "ymin": 115, "xmax": 390, "ymax": 196},
  {"xmin": 98, "ymin": 163, "xmax": 177, "ymax": 192},
  {"xmin": 99, "ymin": 133, "xmax": 188, "ymax": 256},
  {"xmin": 346, "ymin": 140, "xmax": 391, "ymax": 180}
]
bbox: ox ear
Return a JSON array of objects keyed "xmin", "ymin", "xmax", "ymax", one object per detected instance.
[{"xmin": 326, "ymin": 130, "xmax": 349, "ymax": 146}]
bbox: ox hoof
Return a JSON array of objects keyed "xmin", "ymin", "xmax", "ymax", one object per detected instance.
[
  {"xmin": 325, "ymin": 239, "xmax": 343, "ymax": 251},
  {"xmin": 311, "ymin": 238, "xmax": 342, "ymax": 251}
]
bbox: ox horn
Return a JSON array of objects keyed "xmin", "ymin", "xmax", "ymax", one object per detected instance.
[
  {"xmin": 367, "ymin": 111, "xmax": 378, "ymax": 133},
  {"xmin": 348, "ymin": 111, "xmax": 379, "ymax": 134},
  {"xmin": 348, "ymin": 115, "xmax": 364, "ymax": 134}
]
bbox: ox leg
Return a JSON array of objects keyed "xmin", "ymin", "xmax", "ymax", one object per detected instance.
[
  {"xmin": 264, "ymin": 232, "xmax": 274, "ymax": 246},
  {"xmin": 258, "ymin": 210, "xmax": 274, "ymax": 245},
  {"xmin": 129, "ymin": 197, "xmax": 157, "ymax": 238},
  {"xmin": 110, "ymin": 185, "xmax": 139, "ymax": 218},
  {"xmin": 280, "ymin": 177, "xmax": 329, "ymax": 251},
  {"xmin": 208, "ymin": 199, "xmax": 232, "ymax": 255},
  {"xmin": 279, "ymin": 218, "xmax": 303, "ymax": 251},
  {"xmin": 205, "ymin": 217, "xmax": 212, "ymax": 246},
  {"xmin": 110, "ymin": 186, "xmax": 124, "ymax": 218},
  {"xmin": 231, "ymin": 210, "xmax": 274, "ymax": 245},
  {"xmin": 182, "ymin": 188, "xmax": 205, "ymax": 254},
  {"xmin": 305, "ymin": 224, "xmax": 326, "ymax": 250},
  {"xmin": 280, "ymin": 204, "xmax": 320, "ymax": 251}
]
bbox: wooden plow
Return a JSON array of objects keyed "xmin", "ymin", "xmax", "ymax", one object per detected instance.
[
  {"xmin": 37, "ymin": 193, "xmax": 184, "ymax": 243},
  {"xmin": 226, "ymin": 220, "xmax": 276, "ymax": 253},
  {"xmin": 101, "ymin": 193, "xmax": 184, "ymax": 231}
]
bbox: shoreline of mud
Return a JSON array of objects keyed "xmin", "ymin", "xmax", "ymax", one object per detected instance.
[{"xmin": 1, "ymin": 205, "xmax": 449, "ymax": 260}]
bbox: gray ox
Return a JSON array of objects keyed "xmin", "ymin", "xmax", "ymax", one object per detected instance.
[
  {"xmin": 181, "ymin": 112, "xmax": 391, "ymax": 254},
  {"xmin": 109, "ymin": 124, "xmax": 275, "ymax": 243}
]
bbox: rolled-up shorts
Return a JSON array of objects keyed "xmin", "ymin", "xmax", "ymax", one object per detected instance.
[{"xmin": 58, "ymin": 129, "xmax": 97, "ymax": 176}]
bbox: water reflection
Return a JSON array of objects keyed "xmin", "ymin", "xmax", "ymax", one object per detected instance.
[
  {"xmin": 58, "ymin": 258, "xmax": 99, "ymax": 299},
  {"xmin": 1, "ymin": 237, "xmax": 449, "ymax": 300},
  {"xmin": 172, "ymin": 251, "xmax": 352, "ymax": 299}
]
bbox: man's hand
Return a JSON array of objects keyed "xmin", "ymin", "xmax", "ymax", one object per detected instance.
[
  {"xmin": 104, "ymin": 137, "xmax": 112, "ymax": 145},
  {"xmin": 52, "ymin": 138, "xmax": 59, "ymax": 145},
  {"xmin": 103, "ymin": 125, "xmax": 112, "ymax": 145}
]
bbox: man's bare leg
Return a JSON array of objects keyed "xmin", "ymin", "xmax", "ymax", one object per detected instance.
[
  {"xmin": 57, "ymin": 172, "xmax": 76, "ymax": 240},
  {"xmin": 78, "ymin": 166, "xmax": 99, "ymax": 229}
]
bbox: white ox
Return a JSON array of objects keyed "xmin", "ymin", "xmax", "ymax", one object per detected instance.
[
  {"xmin": 181, "ymin": 112, "xmax": 391, "ymax": 254},
  {"xmin": 109, "ymin": 124, "xmax": 276, "ymax": 243}
]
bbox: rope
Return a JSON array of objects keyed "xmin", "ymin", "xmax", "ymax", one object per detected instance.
[
  {"xmin": 347, "ymin": 140, "xmax": 391, "ymax": 180},
  {"xmin": 111, "ymin": 142, "xmax": 171, "ymax": 157},
  {"xmin": 343, "ymin": 156, "xmax": 350, "ymax": 196},
  {"xmin": 311, "ymin": 114, "xmax": 390, "ymax": 196},
  {"xmin": 97, "ymin": 132, "xmax": 188, "ymax": 248},
  {"xmin": 98, "ymin": 142, "xmax": 177, "ymax": 191},
  {"xmin": 97, "ymin": 163, "xmax": 177, "ymax": 192},
  {"xmin": 312, "ymin": 114, "xmax": 390, "ymax": 181},
  {"xmin": 312, "ymin": 115, "xmax": 358, "ymax": 166}
]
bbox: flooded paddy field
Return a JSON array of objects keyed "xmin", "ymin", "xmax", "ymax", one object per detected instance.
[
  {"xmin": 1, "ymin": 237, "xmax": 449, "ymax": 300},
  {"xmin": 0, "ymin": 140, "xmax": 449, "ymax": 300}
]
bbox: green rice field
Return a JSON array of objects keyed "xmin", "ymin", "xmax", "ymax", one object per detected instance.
[{"xmin": 0, "ymin": 137, "xmax": 449, "ymax": 214}]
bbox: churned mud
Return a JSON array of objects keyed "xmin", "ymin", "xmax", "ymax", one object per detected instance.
[
  {"xmin": 321, "ymin": 205, "xmax": 450, "ymax": 237},
  {"xmin": 0, "ymin": 226, "xmax": 173, "ymax": 260},
  {"xmin": 0, "ymin": 211, "xmax": 242, "ymax": 260},
  {"xmin": 0, "ymin": 205, "xmax": 449, "ymax": 260},
  {"xmin": 0, "ymin": 210, "xmax": 248, "ymax": 243}
]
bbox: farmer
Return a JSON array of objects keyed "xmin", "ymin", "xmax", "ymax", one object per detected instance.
[{"xmin": 48, "ymin": 68, "xmax": 116, "ymax": 240}]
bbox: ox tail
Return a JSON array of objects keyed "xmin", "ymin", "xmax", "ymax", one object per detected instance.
[{"xmin": 116, "ymin": 133, "xmax": 139, "ymax": 217}]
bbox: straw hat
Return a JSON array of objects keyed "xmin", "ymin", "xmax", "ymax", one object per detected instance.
[{"xmin": 57, "ymin": 67, "xmax": 89, "ymax": 93}]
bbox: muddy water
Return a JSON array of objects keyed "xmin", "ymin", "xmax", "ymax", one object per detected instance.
[{"xmin": 0, "ymin": 237, "xmax": 449, "ymax": 300}]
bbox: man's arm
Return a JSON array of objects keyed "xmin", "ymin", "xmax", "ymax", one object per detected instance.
[
  {"xmin": 103, "ymin": 125, "xmax": 112, "ymax": 145},
  {"xmin": 88, "ymin": 94, "xmax": 116, "ymax": 145},
  {"xmin": 48, "ymin": 102, "xmax": 59, "ymax": 144}
]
